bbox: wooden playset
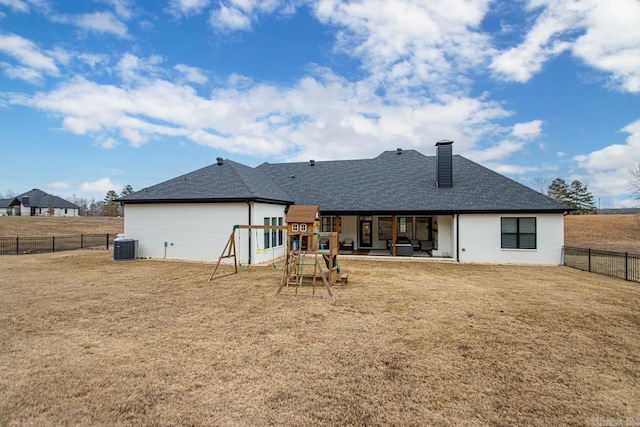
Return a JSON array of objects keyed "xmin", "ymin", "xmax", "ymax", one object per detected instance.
[{"xmin": 208, "ymin": 205, "xmax": 347, "ymax": 299}]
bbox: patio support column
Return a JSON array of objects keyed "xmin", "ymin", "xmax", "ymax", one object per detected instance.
[{"xmin": 391, "ymin": 215, "xmax": 397, "ymax": 257}]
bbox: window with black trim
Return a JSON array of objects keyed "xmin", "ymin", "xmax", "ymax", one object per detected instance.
[{"xmin": 501, "ymin": 217, "xmax": 536, "ymax": 249}]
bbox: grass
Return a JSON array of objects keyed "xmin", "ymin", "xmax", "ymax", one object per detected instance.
[
  {"xmin": 0, "ymin": 216, "xmax": 123, "ymax": 237},
  {"xmin": 1, "ymin": 251, "xmax": 639, "ymax": 426},
  {"xmin": 565, "ymin": 214, "xmax": 640, "ymax": 253}
]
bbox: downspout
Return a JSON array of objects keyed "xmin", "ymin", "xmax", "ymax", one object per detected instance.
[
  {"xmin": 455, "ymin": 213, "xmax": 460, "ymax": 262},
  {"xmin": 247, "ymin": 201, "xmax": 252, "ymax": 265}
]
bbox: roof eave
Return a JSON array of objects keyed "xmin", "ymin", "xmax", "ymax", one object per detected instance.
[{"xmin": 120, "ymin": 197, "xmax": 292, "ymax": 205}]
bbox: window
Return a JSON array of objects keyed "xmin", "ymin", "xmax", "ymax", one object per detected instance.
[
  {"xmin": 264, "ymin": 218, "xmax": 270, "ymax": 249},
  {"xmin": 397, "ymin": 217, "xmax": 413, "ymax": 239},
  {"xmin": 378, "ymin": 217, "xmax": 392, "ymax": 240},
  {"xmin": 300, "ymin": 223, "xmax": 307, "ymax": 232},
  {"xmin": 501, "ymin": 217, "xmax": 536, "ymax": 249},
  {"xmin": 271, "ymin": 217, "xmax": 277, "ymax": 248},
  {"xmin": 321, "ymin": 216, "xmax": 338, "ymax": 232},
  {"xmin": 292, "ymin": 223, "xmax": 298, "ymax": 232},
  {"xmin": 263, "ymin": 217, "xmax": 284, "ymax": 249}
]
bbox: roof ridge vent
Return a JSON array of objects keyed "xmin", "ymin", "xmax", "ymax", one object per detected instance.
[
  {"xmin": 216, "ymin": 157, "xmax": 224, "ymax": 166},
  {"xmin": 397, "ymin": 148, "xmax": 402, "ymax": 155},
  {"xmin": 310, "ymin": 159, "xmax": 315, "ymax": 166}
]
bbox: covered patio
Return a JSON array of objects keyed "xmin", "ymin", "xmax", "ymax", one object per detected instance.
[{"xmin": 320, "ymin": 213, "xmax": 455, "ymax": 259}]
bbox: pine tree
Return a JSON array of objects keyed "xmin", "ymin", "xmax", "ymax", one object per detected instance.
[
  {"xmin": 104, "ymin": 190, "xmax": 120, "ymax": 217},
  {"xmin": 547, "ymin": 178, "xmax": 571, "ymax": 205},
  {"xmin": 569, "ymin": 180, "xmax": 596, "ymax": 214},
  {"xmin": 120, "ymin": 184, "xmax": 134, "ymax": 197}
]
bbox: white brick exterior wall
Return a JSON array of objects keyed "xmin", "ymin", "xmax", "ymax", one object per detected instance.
[
  {"xmin": 457, "ymin": 213, "xmax": 564, "ymax": 265},
  {"xmin": 124, "ymin": 202, "xmax": 287, "ymax": 263}
]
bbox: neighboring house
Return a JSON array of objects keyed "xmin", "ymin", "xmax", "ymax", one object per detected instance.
[
  {"xmin": 119, "ymin": 142, "xmax": 571, "ymax": 265},
  {"xmin": 0, "ymin": 189, "xmax": 79, "ymax": 217}
]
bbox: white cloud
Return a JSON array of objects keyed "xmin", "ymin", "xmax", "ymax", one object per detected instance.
[
  {"xmin": 63, "ymin": 11, "xmax": 130, "ymax": 38},
  {"xmin": 571, "ymin": 0, "xmax": 640, "ymax": 93},
  {"xmin": 175, "ymin": 64, "xmax": 207, "ymax": 84},
  {"xmin": 490, "ymin": 164, "xmax": 540, "ymax": 175},
  {"xmin": 116, "ymin": 53, "xmax": 164, "ymax": 83},
  {"xmin": 168, "ymin": 0, "xmax": 210, "ymax": 16},
  {"xmin": 0, "ymin": 33, "xmax": 59, "ymax": 75},
  {"xmin": 573, "ymin": 118, "xmax": 640, "ymax": 200},
  {"xmin": 210, "ymin": 3, "xmax": 252, "ymax": 31},
  {"xmin": 48, "ymin": 180, "xmax": 71, "ymax": 190},
  {"xmin": 208, "ymin": 0, "xmax": 297, "ymax": 32},
  {"xmin": 0, "ymin": 0, "xmax": 49, "ymax": 13},
  {"xmin": 10, "ymin": 68, "xmax": 512, "ymax": 160},
  {"xmin": 490, "ymin": 0, "xmax": 640, "ymax": 93},
  {"xmin": 102, "ymin": 0, "xmax": 133, "ymax": 20},
  {"xmin": 100, "ymin": 137, "xmax": 117, "ymax": 149},
  {"xmin": 80, "ymin": 177, "xmax": 121, "ymax": 193},
  {"xmin": 512, "ymin": 120, "xmax": 543, "ymax": 140},
  {"xmin": 0, "ymin": 0, "xmax": 29, "ymax": 12},
  {"xmin": 465, "ymin": 139, "xmax": 525, "ymax": 164},
  {"xmin": 314, "ymin": 0, "xmax": 493, "ymax": 92},
  {"xmin": 1, "ymin": 63, "xmax": 44, "ymax": 83}
]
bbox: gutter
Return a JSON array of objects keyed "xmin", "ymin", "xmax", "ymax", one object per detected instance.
[
  {"xmin": 456, "ymin": 213, "xmax": 460, "ymax": 262},
  {"xmin": 247, "ymin": 201, "xmax": 252, "ymax": 265}
]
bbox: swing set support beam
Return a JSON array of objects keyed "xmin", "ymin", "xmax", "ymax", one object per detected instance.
[{"xmin": 208, "ymin": 224, "xmax": 287, "ymax": 282}]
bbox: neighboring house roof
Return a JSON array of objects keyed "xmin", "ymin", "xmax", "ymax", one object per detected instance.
[
  {"xmin": 119, "ymin": 158, "xmax": 293, "ymax": 204},
  {"xmin": 0, "ymin": 197, "xmax": 20, "ymax": 208},
  {"xmin": 14, "ymin": 189, "xmax": 79, "ymax": 209},
  {"xmin": 121, "ymin": 149, "xmax": 570, "ymax": 213},
  {"xmin": 286, "ymin": 205, "xmax": 319, "ymax": 223},
  {"xmin": 258, "ymin": 149, "xmax": 570, "ymax": 213}
]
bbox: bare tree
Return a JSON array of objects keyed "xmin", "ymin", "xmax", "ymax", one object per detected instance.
[
  {"xmin": 631, "ymin": 163, "xmax": 640, "ymax": 202},
  {"xmin": 67, "ymin": 194, "xmax": 89, "ymax": 216},
  {"xmin": 1, "ymin": 189, "xmax": 17, "ymax": 198}
]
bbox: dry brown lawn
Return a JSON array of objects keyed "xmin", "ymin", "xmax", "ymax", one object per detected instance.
[
  {"xmin": 565, "ymin": 214, "xmax": 640, "ymax": 254},
  {"xmin": 0, "ymin": 216, "xmax": 123, "ymax": 237},
  {"xmin": 1, "ymin": 251, "xmax": 639, "ymax": 426}
]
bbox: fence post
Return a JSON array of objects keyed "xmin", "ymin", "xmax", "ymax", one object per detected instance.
[
  {"xmin": 52, "ymin": 236, "xmax": 55, "ymax": 253},
  {"xmin": 626, "ymin": 252, "xmax": 629, "ymax": 281},
  {"xmin": 16, "ymin": 237, "xmax": 18, "ymax": 255},
  {"xmin": 106, "ymin": 234, "xmax": 109, "ymax": 250},
  {"xmin": 588, "ymin": 248, "xmax": 591, "ymax": 272},
  {"xmin": 81, "ymin": 234, "xmax": 84, "ymax": 249}
]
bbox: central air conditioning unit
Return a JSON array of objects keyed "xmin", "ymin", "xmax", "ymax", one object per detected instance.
[{"xmin": 113, "ymin": 238, "xmax": 138, "ymax": 261}]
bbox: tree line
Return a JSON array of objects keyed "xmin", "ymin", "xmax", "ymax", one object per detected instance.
[{"xmin": 66, "ymin": 185, "xmax": 135, "ymax": 217}]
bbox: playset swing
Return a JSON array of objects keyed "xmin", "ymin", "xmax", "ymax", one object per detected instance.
[{"xmin": 208, "ymin": 224, "xmax": 287, "ymax": 281}]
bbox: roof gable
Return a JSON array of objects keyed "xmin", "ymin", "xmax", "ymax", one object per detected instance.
[{"xmin": 286, "ymin": 205, "xmax": 319, "ymax": 223}]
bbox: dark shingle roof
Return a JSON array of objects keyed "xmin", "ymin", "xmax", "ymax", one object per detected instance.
[
  {"xmin": 15, "ymin": 189, "xmax": 79, "ymax": 209},
  {"xmin": 257, "ymin": 150, "xmax": 570, "ymax": 213},
  {"xmin": 0, "ymin": 198, "xmax": 19, "ymax": 208},
  {"xmin": 119, "ymin": 159, "xmax": 293, "ymax": 204},
  {"xmin": 120, "ymin": 149, "xmax": 570, "ymax": 213}
]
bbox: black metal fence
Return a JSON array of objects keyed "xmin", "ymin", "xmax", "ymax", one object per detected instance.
[
  {"xmin": 563, "ymin": 246, "xmax": 640, "ymax": 282},
  {"xmin": 0, "ymin": 234, "xmax": 116, "ymax": 255}
]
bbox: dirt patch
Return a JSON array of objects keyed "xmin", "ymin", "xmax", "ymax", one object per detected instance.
[{"xmin": 1, "ymin": 251, "xmax": 639, "ymax": 426}]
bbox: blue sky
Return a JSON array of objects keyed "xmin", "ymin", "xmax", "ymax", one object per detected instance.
[{"xmin": 1, "ymin": 0, "xmax": 639, "ymax": 207}]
